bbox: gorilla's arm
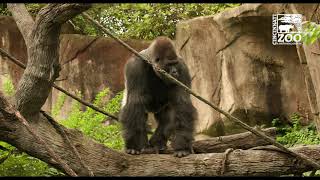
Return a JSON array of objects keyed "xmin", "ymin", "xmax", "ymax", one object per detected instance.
[
  {"xmin": 169, "ymin": 60, "xmax": 197, "ymax": 157},
  {"xmin": 178, "ymin": 61, "xmax": 192, "ymax": 87},
  {"xmin": 120, "ymin": 57, "xmax": 149, "ymax": 154}
]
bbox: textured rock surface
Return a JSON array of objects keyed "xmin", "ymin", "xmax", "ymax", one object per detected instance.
[
  {"xmin": 289, "ymin": 4, "xmax": 320, "ymax": 130},
  {"xmin": 52, "ymin": 35, "xmax": 149, "ymax": 118},
  {"xmin": 0, "ymin": 16, "xmax": 27, "ymax": 86},
  {"xmin": 175, "ymin": 4, "xmax": 316, "ymax": 136},
  {"xmin": 0, "ymin": 16, "xmax": 150, "ymax": 119}
]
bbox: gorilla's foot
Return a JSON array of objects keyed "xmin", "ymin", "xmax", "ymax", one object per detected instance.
[
  {"xmin": 125, "ymin": 149, "xmax": 141, "ymax": 155},
  {"xmin": 173, "ymin": 150, "xmax": 191, "ymax": 158}
]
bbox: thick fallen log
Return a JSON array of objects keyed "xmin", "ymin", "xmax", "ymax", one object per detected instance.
[
  {"xmin": 1, "ymin": 94, "xmax": 319, "ymax": 176},
  {"xmin": 125, "ymin": 145, "xmax": 320, "ymax": 176},
  {"xmin": 142, "ymin": 127, "xmax": 277, "ymax": 154}
]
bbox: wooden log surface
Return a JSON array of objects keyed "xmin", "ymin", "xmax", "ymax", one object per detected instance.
[{"xmin": 142, "ymin": 127, "xmax": 277, "ymax": 154}]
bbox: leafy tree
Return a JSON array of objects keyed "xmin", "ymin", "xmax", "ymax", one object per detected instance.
[
  {"xmin": 0, "ymin": 3, "xmax": 45, "ymax": 16},
  {"xmin": 71, "ymin": 3, "xmax": 240, "ymax": 39},
  {"xmin": 301, "ymin": 21, "xmax": 320, "ymax": 45},
  {"xmin": 60, "ymin": 88, "xmax": 124, "ymax": 150},
  {"xmin": 272, "ymin": 113, "xmax": 320, "ymax": 147},
  {"xmin": 1, "ymin": 3, "xmax": 240, "ymax": 39},
  {"xmin": 0, "ymin": 3, "xmax": 9, "ymax": 15}
]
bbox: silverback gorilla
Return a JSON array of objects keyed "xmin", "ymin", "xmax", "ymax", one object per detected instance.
[{"xmin": 120, "ymin": 36, "xmax": 197, "ymax": 157}]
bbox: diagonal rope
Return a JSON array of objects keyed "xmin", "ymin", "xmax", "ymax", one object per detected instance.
[{"xmin": 81, "ymin": 12, "xmax": 320, "ymax": 170}]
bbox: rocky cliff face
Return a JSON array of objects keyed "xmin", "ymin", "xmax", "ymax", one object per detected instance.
[
  {"xmin": 0, "ymin": 16, "xmax": 27, "ymax": 86},
  {"xmin": 53, "ymin": 35, "xmax": 149, "ymax": 118},
  {"xmin": 0, "ymin": 16, "xmax": 150, "ymax": 119},
  {"xmin": 175, "ymin": 4, "xmax": 319, "ymax": 136},
  {"xmin": 290, "ymin": 4, "xmax": 320, "ymax": 131}
]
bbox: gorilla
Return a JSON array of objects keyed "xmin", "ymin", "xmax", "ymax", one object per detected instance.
[{"xmin": 119, "ymin": 36, "xmax": 197, "ymax": 157}]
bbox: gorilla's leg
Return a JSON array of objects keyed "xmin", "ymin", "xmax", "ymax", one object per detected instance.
[
  {"xmin": 120, "ymin": 95, "xmax": 148, "ymax": 155},
  {"xmin": 171, "ymin": 101, "xmax": 196, "ymax": 158},
  {"xmin": 149, "ymin": 105, "xmax": 174, "ymax": 153}
]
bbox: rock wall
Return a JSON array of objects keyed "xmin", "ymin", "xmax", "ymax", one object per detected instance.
[
  {"xmin": 0, "ymin": 16, "xmax": 27, "ymax": 87},
  {"xmin": 288, "ymin": 4, "xmax": 320, "ymax": 130},
  {"xmin": 175, "ymin": 4, "xmax": 317, "ymax": 136},
  {"xmin": 53, "ymin": 35, "xmax": 150, "ymax": 118},
  {"xmin": 0, "ymin": 16, "xmax": 150, "ymax": 119}
]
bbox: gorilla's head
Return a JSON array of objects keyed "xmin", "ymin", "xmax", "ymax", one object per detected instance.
[{"xmin": 149, "ymin": 36, "xmax": 181, "ymax": 82}]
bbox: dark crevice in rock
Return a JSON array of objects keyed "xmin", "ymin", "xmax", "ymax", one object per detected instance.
[{"xmin": 62, "ymin": 37, "xmax": 99, "ymax": 66}]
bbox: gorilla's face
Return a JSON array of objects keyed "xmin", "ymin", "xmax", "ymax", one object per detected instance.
[
  {"xmin": 151, "ymin": 47, "xmax": 180, "ymax": 81},
  {"xmin": 153, "ymin": 55, "xmax": 180, "ymax": 79}
]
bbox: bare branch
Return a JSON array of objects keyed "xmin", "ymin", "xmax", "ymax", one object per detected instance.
[
  {"xmin": 7, "ymin": 3, "xmax": 35, "ymax": 45},
  {"xmin": 35, "ymin": 4, "xmax": 91, "ymax": 27}
]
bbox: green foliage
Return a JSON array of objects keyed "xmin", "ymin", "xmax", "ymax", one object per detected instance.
[
  {"xmin": 0, "ymin": 3, "xmax": 44, "ymax": 16},
  {"xmin": 72, "ymin": 3, "xmax": 240, "ymax": 39},
  {"xmin": 273, "ymin": 113, "xmax": 320, "ymax": 176},
  {"xmin": 2, "ymin": 75, "xmax": 15, "ymax": 96},
  {"xmin": 301, "ymin": 21, "xmax": 320, "ymax": 45},
  {"xmin": 52, "ymin": 93, "xmax": 67, "ymax": 117},
  {"xmin": 272, "ymin": 113, "xmax": 320, "ymax": 147},
  {"xmin": 0, "ymin": 142, "xmax": 64, "ymax": 176},
  {"xmin": 1, "ymin": 3, "xmax": 240, "ymax": 39},
  {"xmin": 60, "ymin": 88, "xmax": 124, "ymax": 150},
  {"xmin": 105, "ymin": 91, "xmax": 123, "ymax": 115},
  {"xmin": 25, "ymin": 4, "xmax": 46, "ymax": 16},
  {"xmin": 0, "ymin": 3, "xmax": 9, "ymax": 15}
]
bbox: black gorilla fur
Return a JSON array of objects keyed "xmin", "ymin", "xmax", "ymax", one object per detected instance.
[{"xmin": 119, "ymin": 36, "xmax": 197, "ymax": 157}]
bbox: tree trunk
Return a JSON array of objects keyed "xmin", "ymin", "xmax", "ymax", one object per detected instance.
[{"xmin": 7, "ymin": 3, "xmax": 91, "ymax": 119}]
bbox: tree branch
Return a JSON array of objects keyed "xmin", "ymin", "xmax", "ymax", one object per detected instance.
[
  {"xmin": 7, "ymin": 3, "xmax": 35, "ymax": 45},
  {"xmin": 38, "ymin": 4, "xmax": 91, "ymax": 25},
  {"xmin": 15, "ymin": 111, "xmax": 77, "ymax": 176}
]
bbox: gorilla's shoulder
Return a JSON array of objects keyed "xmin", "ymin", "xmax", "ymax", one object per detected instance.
[
  {"xmin": 126, "ymin": 56, "xmax": 146, "ymax": 69},
  {"xmin": 125, "ymin": 52, "xmax": 150, "ymax": 77}
]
